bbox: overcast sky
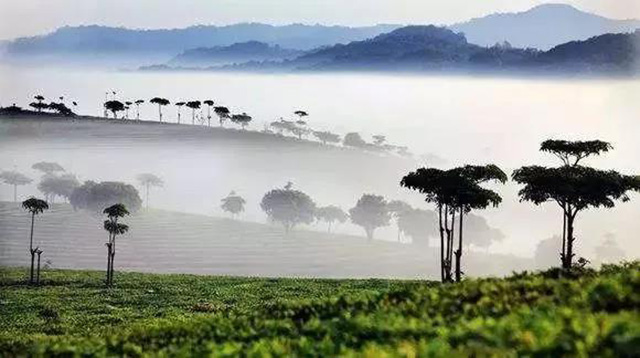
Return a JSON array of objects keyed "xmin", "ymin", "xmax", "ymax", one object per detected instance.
[{"xmin": 1, "ymin": 0, "xmax": 639, "ymax": 40}]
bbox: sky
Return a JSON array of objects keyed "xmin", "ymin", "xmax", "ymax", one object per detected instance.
[{"xmin": 1, "ymin": 0, "xmax": 639, "ymax": 40}]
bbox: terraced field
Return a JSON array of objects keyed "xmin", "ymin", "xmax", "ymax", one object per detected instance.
[{"xmin": 0, "ymin": 202, "xmax": 530, "ymax": 278}]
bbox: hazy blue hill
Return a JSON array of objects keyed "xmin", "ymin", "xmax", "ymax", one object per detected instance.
[
  {"xmin": 168, "ymin": 41, "xmax": 303, "ymax": 68},
  {"xmin": 450, "ymin": 3, "xmax": 640, "ymax": 50},
  {"xmin": 1, "ymin": 23, "xmax": 399, "ymax": 66},
  {"xmin": 536, "ymin": 30, "xmax": 640, "ymax": 73}
]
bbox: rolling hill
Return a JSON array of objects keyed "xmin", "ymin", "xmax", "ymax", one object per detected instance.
[
  {"xmin": 0, "ymin": 202, "xmax": 531, "ymax": 278},
  {"xmin": 450, "ymin": 3, "xmax": 640, "ymax": 50},
  {"xmin": 166, "ymin": 41, "xmax": 303, "ymax": 68}
]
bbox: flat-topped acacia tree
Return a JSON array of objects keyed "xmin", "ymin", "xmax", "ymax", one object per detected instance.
[
  {"xmin": 104, "ymin": 100, "xmax": 125, "ymax": 119},
  {"xmin": 513, "ymin": 139, "xmax": 640, "ymax": 270},
  {"xmin": 175, "ymin": 102, "xmax": 186, "ymax": 124},
  {"xmin": 22, "ymin": 197, "xmax": 49, "ymax": 285},
  {"xmin": 150, "ymin": 97, "xmax": 170, "ymax": 122},
  {"xmin": 134, "ymin": 100, "xmax": 144, "ymax": 120},
  {"xmin": 214, "ymin": 106, "xmax": 230, "ymax": 127},
  {"xmin": 186, "ymin": 101, "xmax": 201, "ymax": 125},
  {"xmin": 203, "ymin": 100, "xmax": 214, "ymax": 126},
  {"xmin": 401, "ymin": 165, "xmax": 506, "ymax": 282}
]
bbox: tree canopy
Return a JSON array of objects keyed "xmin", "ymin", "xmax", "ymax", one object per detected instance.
[
  {"xmin": 260, "ymin": 183, "xmax": 316, "ymax": 232},
  {"xmin": 38, "ymin": 174, "xmax": 80, "ymax": 202},
  {"xmin": 349, "ymin": 194, "xmax": 391, "ymax": 240},
  {"xmin": 32, "ymin": 162, "xmax": 65, "ymax": 175},
  {"xmin": 221, "ymin": 191, "xmax": 246, "ymax": 216},
  {"xmin": 70, "ymin": 181, "xmax": 142, "ymax": 213}
]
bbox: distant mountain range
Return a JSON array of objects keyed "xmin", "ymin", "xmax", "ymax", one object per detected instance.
[
  {"xmin": 282, "ymin": 26, "xmax": 640, "ymax": 75},
  {"xmin": 450, "ymin": 4, "xmax": 640, "ymax": 50},
  {"xmin": 167, "ymin": 41, "xmax": 304, "ymax": 68},
  {"xmin": 1, "ymin": 23, "xmax": 398, "ymax": 66}
]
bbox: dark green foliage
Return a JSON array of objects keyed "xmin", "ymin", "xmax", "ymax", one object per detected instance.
[{"xmin": 0, "ymin": 262, "xmax": 638, "ymax": 357}]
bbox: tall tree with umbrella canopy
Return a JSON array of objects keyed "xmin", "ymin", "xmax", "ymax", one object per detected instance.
[
  {"xmin": 150, "ymin": 97, "xmax": 170, "ymax": 122},
  {"xmin": 136, "ymin": 173, "xmax": 164, "ymax": 210},
  {"xmin": 22, "ymin": 197, "xmax": 49, "ymax": 284},
  {"xmin": 175, "ymin": 102, "xmax": 186, "ymax": 124},
  {"xmin": 203, "ymin": 100, "xmax": 214, "ymax": 126},
  {"xmin": 214, "ymin": 106, "xmax": 230, "ymax": 127},
  {"xmin": 186, "ymin": 101, "xmax": 201, "ymax": 125},
  {"xmin": 103, "ymin": 204, "xmax": 130, "ymax": 286},
  {"xmin": 0, "ymin": 171, "xmax": 32, "ymax": 202},
  {"xmin": 134, "ymin": 100, "xmax": 144, "ymax": 120}
]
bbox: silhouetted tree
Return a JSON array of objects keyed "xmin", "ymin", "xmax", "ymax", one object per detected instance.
[
  {"xmin": 175, "ymin": 102, "xmax": 186, "ymax": 124},
  {"xmin": 104, "ymin": 100, "xmax": 125, "ymax": 119},
  {"xmin": 349, "ymin": 194, "xmax": 390, "ymax": 241},
  {"xmin": 29, "ymin": 95, "xmax": 48, "ymax": 113},
  {"xmin": 37, "ymin": 174, "xmax": 80, "ymax": 204},
  {"xmin": 32, "ymin": 162, "xmax": 65, "ymax": 176},
  {"xmin": 294, "ymin": 110, "xmax": 308, "ymax": 120},
  {"xmin": 214, "ymin": 106, "xmax": 231, "ymax": 127},
  {"xmin": 136, "ymin": 173, "xmax": 163, "ymax": 210},
  {"xmin": 401, "ymin": 165, "xmax": 506, "ymax": 282},
  {"xmin": 47, "ymin": 102, "xmax": 74, "ymax": 116},
  {"xmin": 124, "ymin": 101, "xmax": 133, "ymax": 119},
  {"xmin": 103, "ymin": 204, "xmax": 129, "ymax": 287},
  {"xmin": 231, "ymin": 113, "xmax": 252, "ymax": 130},
  {"xmin": 221, "ymin": 191, "xmax": 246, "ymax": 218},
  {"xmin": 513, "ymin": 139, "xmax": 640, "ymax": 270},
  {"xmin": 22, "ymin": 197, "xmax": 49, "ymax": 285},
  {"xmin": 203, "ymin": 100, "xmax": 214, "ymax": 126},
  {"xmin": 150, "ymin": 97, "xmax": 170, "ymax": 122},
  {"xmin": 313, "ymin": 131, "xmax": 341, "ymax": 145},
  {"xmin": 70, "ymin": 181, "xmax": 142, "ymax": 213},
  {"xmin": 134, "ymin": 100, "xmax": 144, "ymax": 120},
  {"xmin": 260, "ymin": 182, "xmax": 316, "ymax": 233},
  {"xmin": 315, "ymin": 205, "xmax": 348, "ymax": 233},
  {"xmin": 0, "ymin": 171, "xmax": 32, "ymax": 202},
  {"xmin": 186, "ymin": 101, "xmax": 201, "ymax": 125}
]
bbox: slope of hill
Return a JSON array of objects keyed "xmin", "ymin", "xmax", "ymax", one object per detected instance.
[
  {"xmin": 0, "ymin": 202, "xmax": 530, "ymax": 279},
  {"xmin": 0, "ymin": 24, "xmax": 399, "ymax": 66},
  {"xmin": 167, "ymin": 41, "xmax": 303, "ymax": 68},
  {"xmin": 450, "ymin": 4, "xmax": 640, "ymax": 50}
]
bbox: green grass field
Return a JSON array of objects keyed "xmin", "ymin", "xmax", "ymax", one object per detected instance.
[{"xmin": 1, "ymin": 262, "xmax": 639, "ymax": 357}]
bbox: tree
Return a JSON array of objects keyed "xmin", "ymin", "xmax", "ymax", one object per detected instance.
[
  {"xmin": 373, "ymin": 135, "xmax": 386, "ymax": 146},
  {"xmin": 136, "ymin": 173, "xmax": 163, "ymax": 210},
  {"xmin": 595, "ymin": 234, "xmax": 625, "ymax": 265},
  {"xmin": 186, "ymin": 101, "xmax": 201, "ymax": 125},
  {"xmin": 315, "ymin": 205, "xmax": 348, "ymax": 233},
  {"xmin": 231, "ymin": 113, "xmax": 252, "ymax": 130},
  {"xmin": 349, "ymin": 194, "xmax": 391, "ymax": 241},
  {"xmin": 343, "ymin": 132, "xmax": 367, "ymax": 148},
  {"xmin": 32, "ymin": 162, "xmax": 65, "ymax": 176},
  {"xmin": 513, "ymin": 139, "xmax": 640, "ymax": 270},
  {"xmin": 134, "ymin": 100, "xmax": 144, "ymax": 120},
  {"xmin": 37, "ymin": 174, "xmax": 80, "ymax": 204},
  {"xmin": 103, "ymin": 204, "xmax": 129, "ymax": 287},
  {"xmin": 398, "ymin": 208, "xmax": 438, "ymax": 245},
  {"xmin": 29, "ymin": 102, "xmax": 48, "ymax": 113},
  {"xmin": 70, "ymin": 181, "xmax": 142, "ymax": 213},
  {"xmin": 260, "ymin": 182, "xmax": 316, "ymax": 233},
  {"xmin": 313, "ymin": 131, "xmax": 341, "ymax": 145},
  {"xmin": 124, "ymin": 101, "xmax": 133, "ymax": 119},
  {"xmin": 214, "ymin": 106, "xmax": 231, "ymax": 127},
  {"xmin": 22, "ymin": 197, "xmax": 49, "ymax": 285},
  {"xmin": 47, "ymin": 102, "xmax": 74, "ymax": 116},
  {"xmin": 294, "ymin": 110, "xmax": 308, "ymax": 120},
  {"xmin": 221, "ymin": 191, "xmax": 246, "ymax": 218},
  {"xmin": 203, "ymin": 100, "xmax": 214, "ymax": 126},
  {"xmin": 150, "ymin": 97, "xmax": 170, "ymax": 122},
  {"xmin": 387, "ymin": 200, "xmax": 413, "ymax": 241},
  {"xmin": 104, "ymin": 100, "xmax": 125, "ymax": 119},
  {"xmin": 0, "ymin": 171, "xmax": 32, "ymax": 202},
  {"xmin": 401, "ymin": 165, "xmax": 506, "ymax": 282},
  {"xmin": 175, "ymin": 102, "xmax": 186, "ymax": 124}
]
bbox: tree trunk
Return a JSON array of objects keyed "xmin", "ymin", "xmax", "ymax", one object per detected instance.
[
  {"xmin": 146, "ymin": 184, "xmax": 150, "ymax": 210},
  {"xmin": 29, "ymin": 212, "xmax": 35, "ymax": 284},
  {"xmin": 14, "ymin": 184, "xmax": 17, "ymax": 202},
  {"xmin": 158, "ymin": 104, "xmax": 162, "ymax": 122},
  {"xmin": 36, "ymin": 251, "xmax": 42, "ymax": 285},
  {"xmin": 105, "ymin": 243, "xmax": 112, "ymax": 286},
  {"xmin": 561, "ymin": 204, "xmax": 567, "ymax": 267},
  {"xmin": 565, "ymin": 213, "xmax": 576, "ymax": 269},
  {"xmin": 455, "ymin": 207, "xmax": 464, "ymax": 282},
  {"xmin": 110, "ymin": 250, "xmax": 116, "ymax": 286},
  {"xmin": 365, "ymin": 227, "xmax": 374, "ymax": 241},
  {"xmin": 208, "ymin": 107, "xmax": 211, "ymax": 127},
  {"xmin": 438, "ymin": 204, "xmax": 445, "ymax": 282},
  {"xmin": 29, "ymin": 251, "xmax": 35, "ymax": 284}
]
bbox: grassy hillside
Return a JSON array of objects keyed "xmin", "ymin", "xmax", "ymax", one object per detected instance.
[
  {"xmin": 0, "ymin": 202, "xmax": 529, "ymax": 278},
  {"xmin": 0, "ymin": 262, "xmax": 638, "ymax": 357}
]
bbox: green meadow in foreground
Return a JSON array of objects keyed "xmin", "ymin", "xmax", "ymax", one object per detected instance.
[{"xmin": 1, "ymin": 263, "xmax": 639, "ymax": 358}]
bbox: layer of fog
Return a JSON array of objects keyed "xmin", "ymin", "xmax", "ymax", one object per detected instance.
[{"xmin": 1, "ymin": 64, "xmax": 639, "ymax": 261}]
